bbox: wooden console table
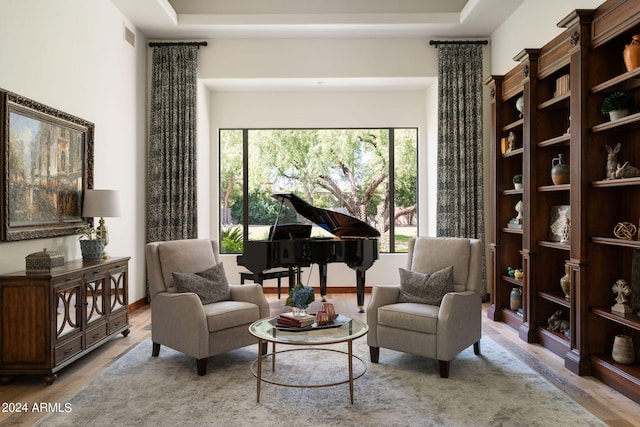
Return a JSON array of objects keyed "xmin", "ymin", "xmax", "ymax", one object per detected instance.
[{"xmin": 0, "ymin": 256, "xmax": 130, "ymax": 385}]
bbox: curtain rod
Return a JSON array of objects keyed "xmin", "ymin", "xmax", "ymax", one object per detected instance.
[
  {"xmin": 429, "ymin": 40, "xmax": 488, "ymax": 47},
  {"xmin": 148, "ymin": 41, "xmax": 208, "ymax": 48}
]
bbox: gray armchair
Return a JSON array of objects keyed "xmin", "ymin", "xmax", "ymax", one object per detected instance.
[
  {"xmin": 146, "ymin": 238, "xmax": 270, "ymax": 376},
  {"xmin": 367, "ymin": 236, "xmax": 482, "ymax": 377}
]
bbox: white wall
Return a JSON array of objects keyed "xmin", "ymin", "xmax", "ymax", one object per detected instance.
[
  {"xmin": 490, "ymin": 0, "xmax": 606, "ymax": 75},
  {"xmin": 0, "ymin": 0, "xmax": 148, "ymax": 304},
  {"xmin": 198, "ymin": 38, "xmax": 439, "ymax": 81}
]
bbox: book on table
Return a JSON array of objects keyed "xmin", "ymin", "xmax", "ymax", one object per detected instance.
[{"xmin": 277, "ymin": 312, "xmax": 315, "ymax": 328}]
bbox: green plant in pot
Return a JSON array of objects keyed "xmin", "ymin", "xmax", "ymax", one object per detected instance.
[
  {"xmin": 512, "ymin": 174, "xmax": 523, "ymax": 189},
  {"xmin": 77, "ymin": 225, "xmax": 105, "ymax": 260},
  {"xmin": 601, "ymin": 91, "xmax": 635, "ymax": 121}
]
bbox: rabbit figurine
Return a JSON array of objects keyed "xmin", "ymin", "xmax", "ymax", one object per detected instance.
[
  {"xmin": 547, "ymin": 310, "xmax": 569, "ymax": 333},
  {"xmin": 615, "ymin": 161, "xmax": 640, "ymax": 178},
  {"xmin": 605, "ymin": 143, "xmax": 621, "ymax": 180}
]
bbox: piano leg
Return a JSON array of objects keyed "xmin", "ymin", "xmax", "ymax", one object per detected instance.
[
  {"xmin": 318, "ymin": 264, "xmax": 328, "ymax": 302},
  {"xmin": 356, "ymin": 270, "xmax": 366, "ymax": 313},
  {"xmin": 288, "ymin": 267, "xmax": 296, "ymax": 297}
]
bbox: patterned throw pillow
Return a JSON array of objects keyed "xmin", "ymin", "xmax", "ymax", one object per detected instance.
[
  {"xmin": 172, "ymin": 263, "xmax": 230, "ymax": 304},
  {"xmin": 397, "ymin": 265, "xmax": 454, "ymax": 306}
]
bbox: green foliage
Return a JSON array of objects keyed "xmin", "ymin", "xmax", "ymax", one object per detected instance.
[
  {"xmin": 219, "ymin": 128, "xmax": 418, "ymax": 240},
  {"xmin": 394, "ymin": 129, "xmax": 418, "ymax": 208},
  {"xmin": 246, "ymin": 189, "xmax": 297, "ymax": 225},
  {"xmin": 76, "ymin": 225, "xmax": 99, "ymax": 240},
  {"xmin": 221, "ymin": 225, "xmax": 243, "ymax": 253},
  {"xmin": 512, "ymin": 174, "xmax": 523, "ymax": 184},
  {"xmin": 601, "ymin": 92, "xmax": 635, "ymax": 114}
]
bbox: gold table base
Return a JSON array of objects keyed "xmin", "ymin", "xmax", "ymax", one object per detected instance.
[{"xmin": 251, "ymin": 341, "xmax": 367, "ymax": 404}]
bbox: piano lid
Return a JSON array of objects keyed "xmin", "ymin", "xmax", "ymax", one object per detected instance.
[{"xmin": 271, "ymin": 192, "xmax": 380, "ymax": 238}]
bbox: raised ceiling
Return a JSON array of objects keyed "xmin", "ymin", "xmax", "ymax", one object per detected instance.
[
  {"xmin": 112, "ymin": 0, "xmax": 524, "ymax": 39},
  {"xmin": 110, "ymin": 0, "xmax": 524, "ymax": 91}
]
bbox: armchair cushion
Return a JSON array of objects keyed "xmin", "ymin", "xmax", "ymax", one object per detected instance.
[
  {"xmin": 410, "ymin": 237, "xmax": 470, "ymax": 288},
  {"xmin": 203, "ymin": 301, "xmax": 260, "ymax": 332},
  {"xmin": 172, "ymin": 262, "xmax": 230, "ymax": 305},
  {"xmin": 397, "ymin": 266, "xmax": 454, "ymax": 306},
  {"xmin": 378, "ymin": 303, "xmax": 439, "ymax": 334}
]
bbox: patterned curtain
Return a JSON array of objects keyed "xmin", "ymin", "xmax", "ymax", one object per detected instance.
[
  {"xmin": 147, "ymin": 45, "xmax": 199, "ymax": 243},
  {"xmin": 436, "ymin": 43, "xmax": 486, "ymax": 298},
  {"xmin": 436, "ymin": 43, "xmax": 484, "ymax": 240}
]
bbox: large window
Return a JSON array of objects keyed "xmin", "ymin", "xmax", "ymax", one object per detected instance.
[{"xmin": 219, "ymin": 128, "xmax": 417, "ymax": 253}]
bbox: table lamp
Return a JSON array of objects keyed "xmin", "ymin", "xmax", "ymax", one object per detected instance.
[{"xmin": 82, "ymin": 189, "xmax": 121, "ymax": 259}]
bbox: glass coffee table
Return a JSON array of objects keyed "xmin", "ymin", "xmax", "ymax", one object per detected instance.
[{"xmin": 249, "ymin": 314, "xmax": 368, "ymax": 404}]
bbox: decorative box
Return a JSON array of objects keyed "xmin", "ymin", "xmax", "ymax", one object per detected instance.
[{"xmin": 25, "ymin": 248, "xmax": 64, "ymax": 273}]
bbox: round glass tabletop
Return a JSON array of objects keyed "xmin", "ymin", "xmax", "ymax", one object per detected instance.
[{"xmin": 249, "ymin": 314, "xmax": 368, "ymax": 345}]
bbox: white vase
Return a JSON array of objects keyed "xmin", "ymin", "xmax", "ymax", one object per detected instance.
[{"xmin": 609, "ymin": 109, "xmax": 630, "ymax": 121}]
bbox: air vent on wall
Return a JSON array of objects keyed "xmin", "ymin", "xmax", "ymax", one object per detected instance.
[{"xmin": 123, "ymin": 24, "xmax": 135, "ymax": 47}]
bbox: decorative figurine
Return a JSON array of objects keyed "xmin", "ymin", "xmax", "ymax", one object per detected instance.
[
  {"xmin": 560, "ymin": 263, "xmax": 571, "ymax": 300},
  {"xmin": 614, "ymin": 222, "xmax": 637, "ymax": 240},
  {"xmin": 507, "ymin": 131, "xmax": 516, "ymax": 152},
  {"xmin": 605, "ymin": 143, "xmax": 621, "ymax": 180},
  {"xmin": 615, "ymin": 161, "xmax": 640, "ymax": 178},
  {"xmin": 560, "ymin": 218, "xmax": 571, "ymax": 244},
  {"xmin": 612, "ymin": 279, "xmax": 632, "ymax": 314},
  {"xmin": 515, "ymin": 200, "xmax": 523, "ymax": 223},
  {"xmin": 547, "ymin": 310, "xmax": 569, "ymax": 333},
  {"xmin": 515, "ymin": 96, "xmax": 524, "ymax": 118},
  {"xmin": 550, "ymin": 206, "xmax": 570, "ymax": 241}
]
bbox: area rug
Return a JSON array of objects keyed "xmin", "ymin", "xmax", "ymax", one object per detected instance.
[{"xmin": 36, "ymin": 336, "xmax": 605, "ymax": 427}]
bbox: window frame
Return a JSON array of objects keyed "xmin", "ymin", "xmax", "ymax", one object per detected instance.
[{"xmin": 219, "ymin": 127, "xmax": 417, "ymax": 253}]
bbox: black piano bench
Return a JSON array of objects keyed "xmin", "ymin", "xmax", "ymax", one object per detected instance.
[{"xmin": 239, "ymin": 268, "xmax": 299, "ymax": 299}]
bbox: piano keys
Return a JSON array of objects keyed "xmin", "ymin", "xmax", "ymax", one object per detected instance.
[{"xmin": 237, "ymin": 193, "xmax": 379, "ymax": 312}]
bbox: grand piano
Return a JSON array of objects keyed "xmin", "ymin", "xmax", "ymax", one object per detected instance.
[{"xmin": 236, "ymin": 193, "xmax": 380, "ymax": 312}]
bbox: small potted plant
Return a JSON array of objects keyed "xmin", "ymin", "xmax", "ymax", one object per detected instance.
[
  {"xmin": 512, "ymin": 174, "xmax": 523, "ymax": 190},
  {"xmin": 77, "ymin": 225, "xmax": 105, "ymax": 260},
  {"xmin": 601, "ymin": 91, "xmax": 636, "ymax": 121},
  {"xmin": 285, "ymin": 283, "xmax": 315, "ymax": 316}
]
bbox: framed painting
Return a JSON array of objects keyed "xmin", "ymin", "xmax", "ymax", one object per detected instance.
[{"xmin": 0, "ymin": 89, "xmax": 94, "ymax": 241}]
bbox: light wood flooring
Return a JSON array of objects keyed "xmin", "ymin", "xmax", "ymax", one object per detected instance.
[{"xmin": 1, "ymin": 292, "xmax": 639, "ymax": 426}]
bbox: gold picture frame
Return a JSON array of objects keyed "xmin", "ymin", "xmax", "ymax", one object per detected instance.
[{"xmin": 0, "ymin": 89, "xmax": 94, "ymax": 241}]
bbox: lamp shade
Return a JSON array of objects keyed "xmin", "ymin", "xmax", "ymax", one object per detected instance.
[{"xmin": 82, "ymin": 189, "xmax": 121, "ymax": 218}]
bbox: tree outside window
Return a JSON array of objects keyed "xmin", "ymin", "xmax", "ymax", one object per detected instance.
[{"xmin": 219, "ymin": 128, "xmax": 417, "ymax": 253}]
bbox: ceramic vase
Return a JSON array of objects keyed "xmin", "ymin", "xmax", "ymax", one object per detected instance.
[
  {"xmin": 560, "ymin": 264, "xmax": 571, "ymax": 300},
  {"xmin": 510, "ymin": 288, "xmax": 522, "ymax": 311},
  {"xmin": 612, "ymin": 335, "xmax": 635, "ymax": 364},
  {"xmin": 551, "ymin": 154, "xmax": 570, "ymax": 185},
  {"xmin": 623, "ymin": 35, "xmax": 640, "ymax": 72}
]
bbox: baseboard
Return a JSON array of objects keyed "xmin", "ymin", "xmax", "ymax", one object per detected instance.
[
  {"xmin": 128, "ymin": 297, "xmax": 147, "ymax": 312},
  {"xmin": 129, "ymin": 287, "xmax": 368, "ymax": 309}
]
